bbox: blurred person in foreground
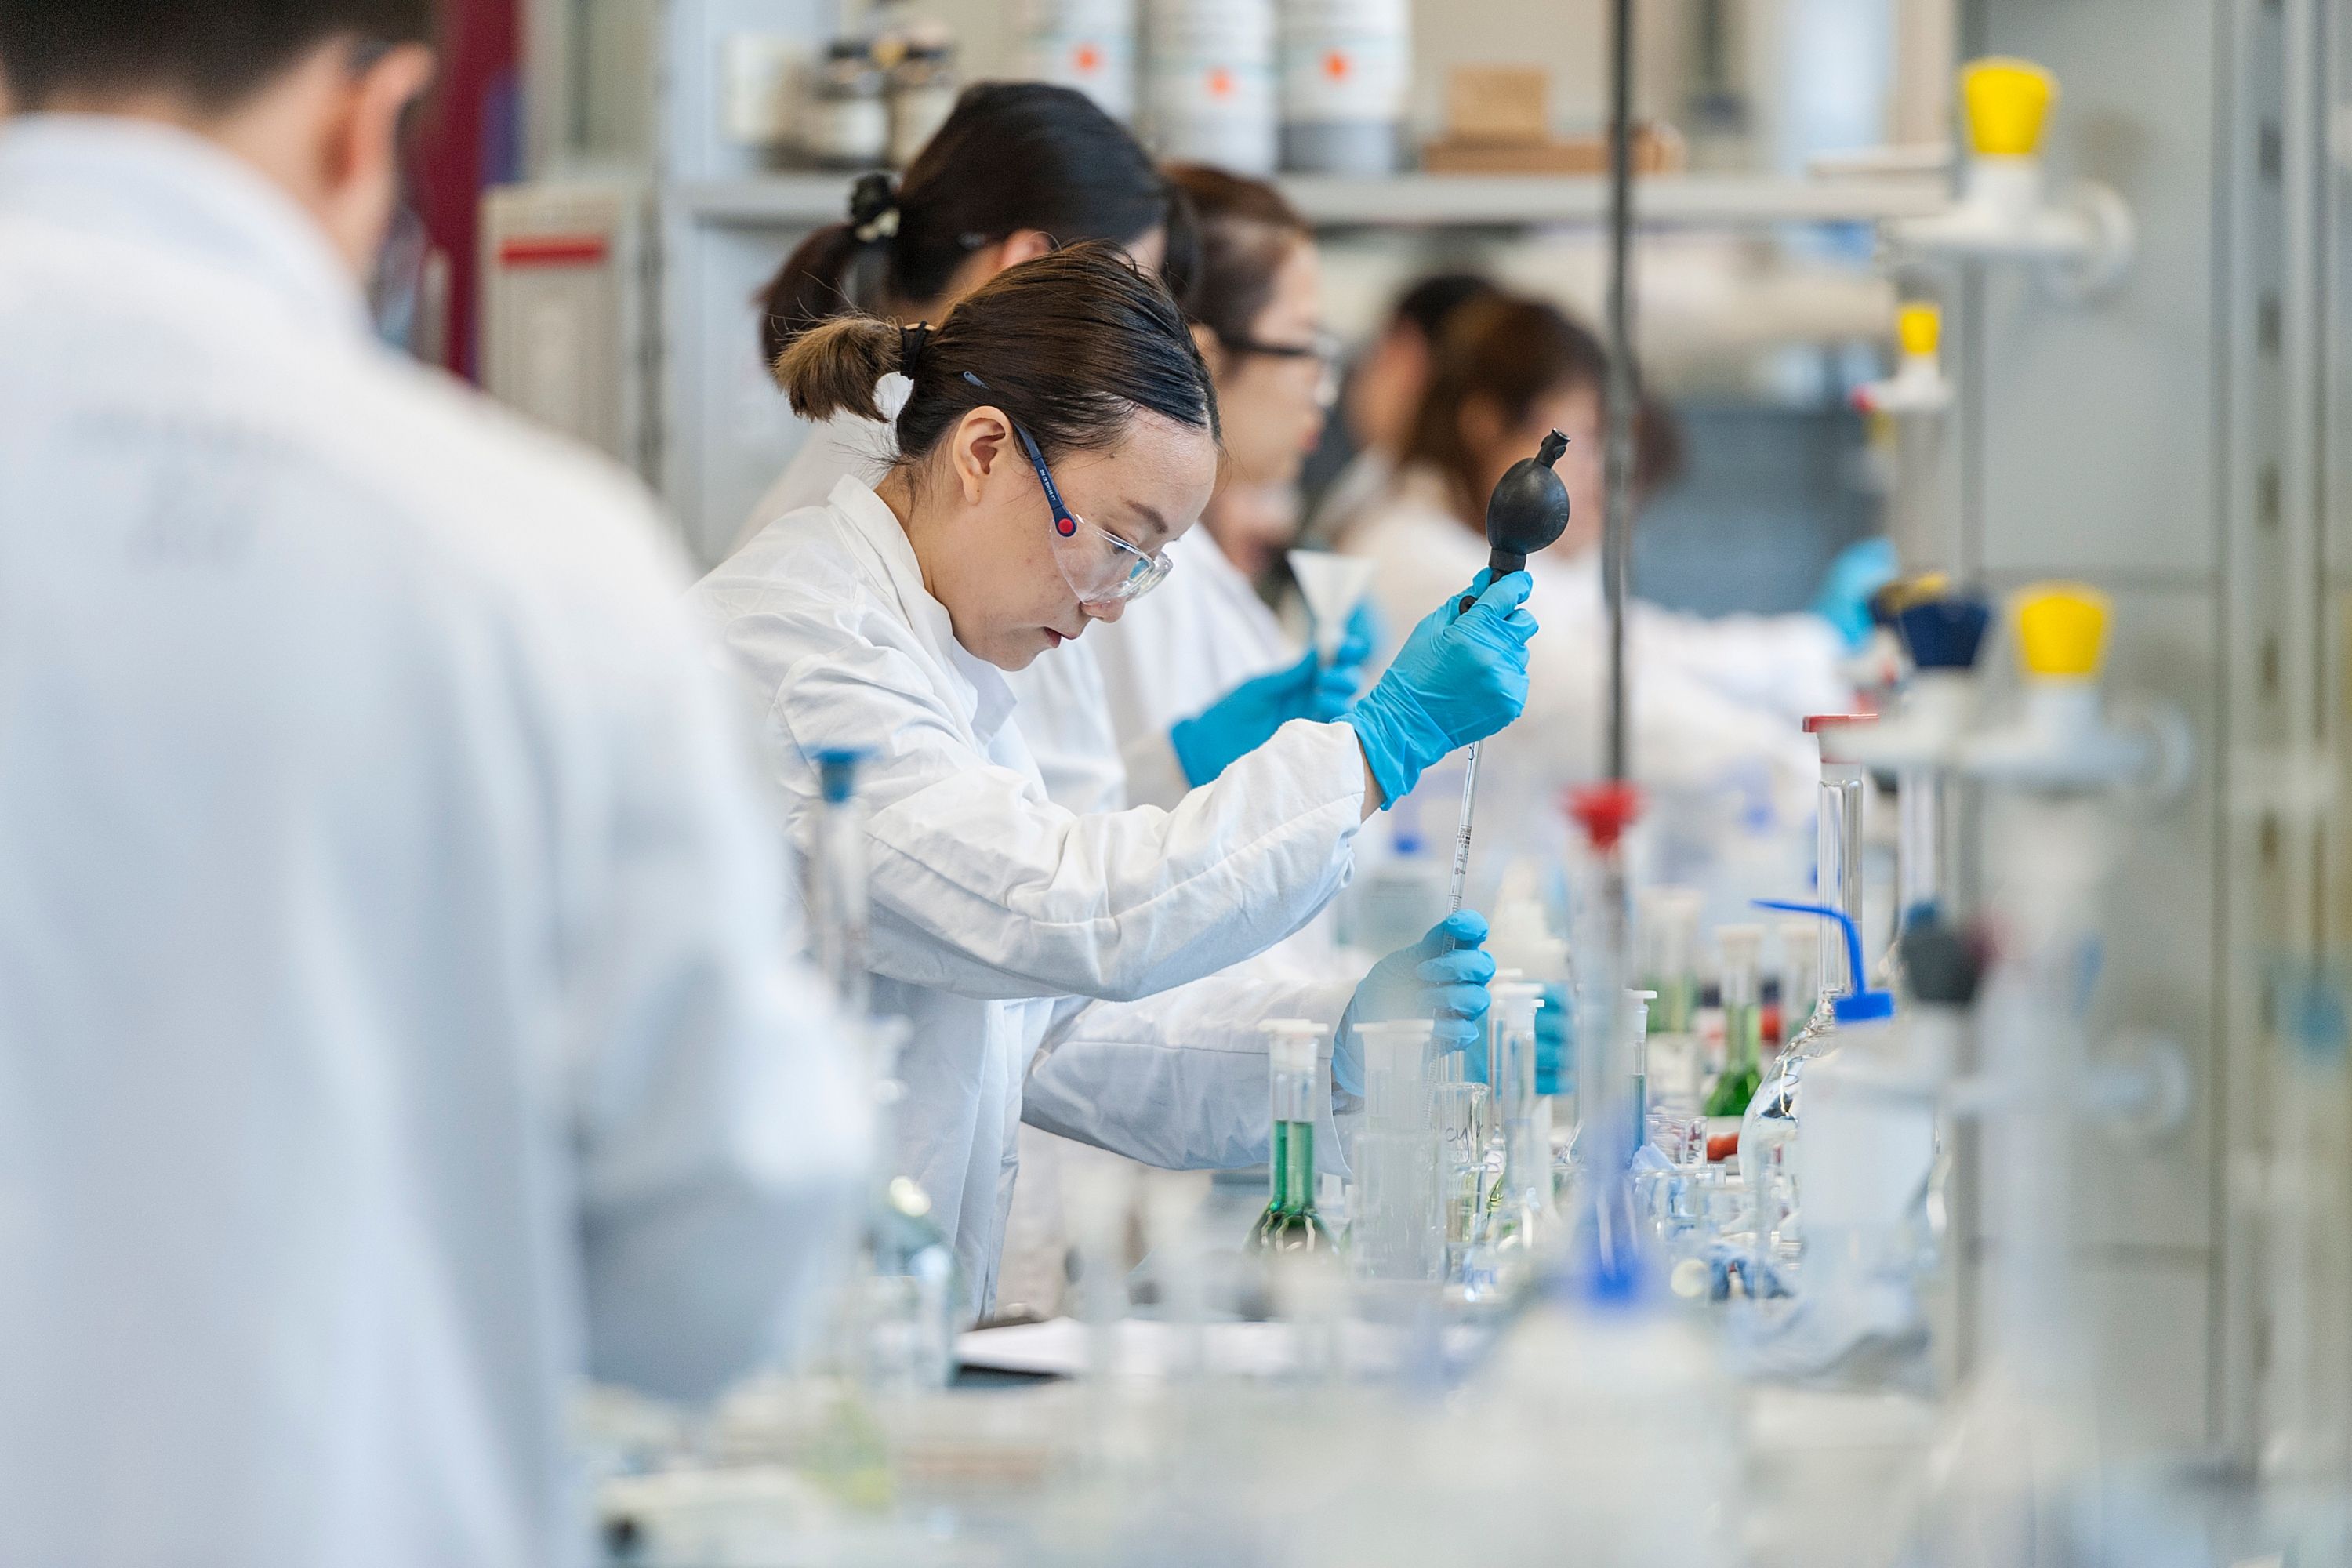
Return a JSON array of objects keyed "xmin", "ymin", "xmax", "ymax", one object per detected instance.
[{"xmin": 0, "ymin": 4, "xmax": 868, "ymax": 1564}]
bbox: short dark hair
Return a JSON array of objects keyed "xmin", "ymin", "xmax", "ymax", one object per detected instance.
[
  {"xmin": 1390, "ymin": 272, "xmax": 1500, "ymax": 342},
  {"xmin": 759, "ymin": 83, "xmax": 1194, "ymax": 365},
  {"xmin": 1165, "ymin": 163, "xmax": 1311, "ymax": 352},
  {"xmin": 1407, "ymin": 293, "xmax": 1682, "ymax": 511},
  {"xmin": 774, "ymin": 241, "xmax": 1218, "ymax": 470},
  {"xmin": 0, "ymin": 0, "xmax": 436, "ymax": 111}
]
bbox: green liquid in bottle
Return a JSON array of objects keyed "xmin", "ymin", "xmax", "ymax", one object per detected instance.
[
  {"xmin": 1247, "ymin": 1119, "xmax": 1334, "ymax": 1251},
  {"xmin": 1704, "ymin": 1000, "xmax": 1763, "ymax": 1118}
]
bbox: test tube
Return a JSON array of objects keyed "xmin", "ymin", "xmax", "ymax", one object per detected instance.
[
  {"xmin": 1777, "ymin": 915, "xmax": 1822, "ymax": 1049},
  {"xmin": 1806, "ymin": 717, "xmax": 1873, "ymax": 1001},
  {"xmin": 1638, "ymin": 887, "xmax": 1704, "ymax": 1035},
  {"xmin": 805, "ymin": 749, "xmax": 872, "ymax": 1017},
  {"xmin": 1706, "ymin": 925, "xmax": 1766, "ymax": 1119},
  {"xmin": 1489, "ymin": 982, "xmax": 1554, "ymax": 1248}
]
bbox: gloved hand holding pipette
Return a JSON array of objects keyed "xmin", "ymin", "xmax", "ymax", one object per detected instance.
[
  {"xmin": 1345, "ymin": 570, "xmax": 1537, "ymax": 804},
  {"xmin": 1331, "ymin": 910, "xmax": 1495, "ymax": 1095},
  {"xmin": 1168, "ymin": 619, "xmax": 1374, "ymax": 786}
]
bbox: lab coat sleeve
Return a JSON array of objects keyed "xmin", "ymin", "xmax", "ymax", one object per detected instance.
[
  {"xmin": 1119, "ymin": 724, "xmax": 1193, "ymax": 811},
  {"xmin": 566, "ymin": 603, "xmax": 873, "ymax": 1406},
  {"xmin": 1021, "ymin": 959, "xmax": 1360, "ymax": 1178},
  {"xmin": 776, "ymin": 641, "xmax": 1368, "ymax": 1005}
]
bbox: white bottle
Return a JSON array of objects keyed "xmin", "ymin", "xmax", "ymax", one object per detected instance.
[
  {"xmin": 1144, "ymin": 0, "xmax": 1278, "ymax": 173},
  {"xmin": 1018, "ymin": 0, "xmax": 1138, "ymax": 122},
  {"xmin": 1276, "ymin": 0, "xmax": 1410, "ymax": 174}
]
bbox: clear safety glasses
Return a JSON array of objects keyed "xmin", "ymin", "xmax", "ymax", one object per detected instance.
[{"xmin": 961, "ymin": 372, "xmax": 1174, "ymax": 606}]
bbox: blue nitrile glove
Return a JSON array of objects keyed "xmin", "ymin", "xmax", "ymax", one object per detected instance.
[
  {"xmin": 1459, "ymin": 980, "xmax": 1570, "ymax": 1091},
  {"xmin": 1537, "ymin": 982, "xmax": 1570, "ymax": 1095},
  {"xmin": 1345, "ymin": 571, "xmax": 1537, "ymax": 803},
  {"xmin": 1812, "ymin": 536, "xmax": 1901, "ymax": 652},
  {"xmin": 1333, "ymin": 910, "xmax": 1494, "ymax": 1097},
  {"xmin": 1169, "ymin": 626, "xmax": 1373, "ymax": 786}
]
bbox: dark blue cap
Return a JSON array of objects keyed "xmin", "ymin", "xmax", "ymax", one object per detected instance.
[{"xmin": 1896, "ymin": 597, "xmax": 1993, "ymax": 671}]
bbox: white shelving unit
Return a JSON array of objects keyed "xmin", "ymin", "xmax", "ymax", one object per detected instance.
[{"xmin": 680, "ymin": 171, "xmax": 1953, "ymax": 231}]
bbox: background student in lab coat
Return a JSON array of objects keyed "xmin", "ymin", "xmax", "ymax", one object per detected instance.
[
  {"xmin": 0, "ymin": 3, "xmax": 868, "ymax": 1563},
  {"xmin": 1304, "ymin": 270, "xmax": 1502, "ymax": 550},
  {"xmin": 691, "ymin": 245, "xmax": 1537, "ymax": 1312},
  {"xmin": 1345, "ymin": 292, "xmax": 1857, "ymax": 906},
  {"xmin": 1088, "ymin": 165, "xmax": 1355, "ymax": 803}
]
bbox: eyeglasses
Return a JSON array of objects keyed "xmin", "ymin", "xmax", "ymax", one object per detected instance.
[
  {"xmin": 960, "ymin": 372, "xmax": 1174, "ymax": 607},
  {"xmin": 1223, "ymin": 328, "xmax": 1343, "ymax": 409}
]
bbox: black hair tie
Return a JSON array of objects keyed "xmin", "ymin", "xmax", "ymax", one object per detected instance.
[
  {"xmin": 848, "ymin": 172, "xmax": 900, "ymax": 244},
  {"xmin": 898, "ymin": 321, "xmax": 931, "ymax": 376}
]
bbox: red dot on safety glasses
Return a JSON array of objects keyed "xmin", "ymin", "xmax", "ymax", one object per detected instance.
[{"xmin": 1057, "ymin": 519, "xmax": 1077, "ymax": 537}]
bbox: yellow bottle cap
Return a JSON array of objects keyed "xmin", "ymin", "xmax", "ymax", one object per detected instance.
[
  {"xmin": 1897, "ymin": 303, "xmax": 1942, "ymax": 358},
  {"xmin": 1962, "ymin": 58, "xmax": 2058, "ymax": 158},
  {"xmin": 2014, "ymin": 583, "xmax": 2110, "ymax": 677}
]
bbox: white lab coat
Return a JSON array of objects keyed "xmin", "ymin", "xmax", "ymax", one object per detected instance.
[
  {"xmin": 689, "ymin": 477, "xmax": 1367, "ymax": 1308},
  {"xmin": 1347, "ymin": 467, "xmax": 1841, "ymax": 906},
  {"xmin": 1087, "ymin": 527, "xmax": 1300, "ymax": 809},
  {"xmin": 0, "ymin": 118, "xmax": 868, "ymax": 1568},
  {"xmin": 735, "ymin": 379, "xmax": 1174, "ymax": 815}
]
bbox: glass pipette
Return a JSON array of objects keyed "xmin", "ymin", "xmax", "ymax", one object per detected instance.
[{"xmin": 1443, "ymin": 430, "xmax": 1569, "ymax": 914}]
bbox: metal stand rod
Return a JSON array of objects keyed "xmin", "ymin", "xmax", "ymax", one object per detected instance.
[{"xmin": 1602, "ymin": 0, "xmax": 1638, "ymax": 787}]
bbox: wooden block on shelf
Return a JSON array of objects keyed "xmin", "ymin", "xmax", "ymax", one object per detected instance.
[
  {"xmin": 1445, "ymin": 65, "xmax": 1550, "ymax": 147},
  {"xmin": 1419, "ymin": 123, "xmax": 1688, "ymax": 176}
]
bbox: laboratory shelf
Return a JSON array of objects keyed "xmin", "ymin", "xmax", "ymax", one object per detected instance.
[
  {"xmin": 677, "ymin": 172, "xmax": 1953, "ymax": 232},
  {"xmin": 1278, "ymin": 172, "xmax": 1951, "ymax": 229}
]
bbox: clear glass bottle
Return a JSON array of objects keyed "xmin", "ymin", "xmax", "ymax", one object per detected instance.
[
  {"xmin": 1485, "ymin": 983, "xmax": 1555, "ymax": 1250},
  {"xmin": 804, "ymin": 749, "xmax": 872, "ymax": 1018},
  {"xmin": 884, "ymin": 27, "xmax": 957, "ymax": 168},
  {"xmin": 806, "ymin": 40, "xmax": 889, "ymax": 169},
  {"xmin": 1740, "ymin": 721, "xmax": 1870, "ymax": 1257},
  {"xmin": 1704, "ymin": 924, "xmax": 1765, "ymax": 1118},
  {"xmin": 1247, "ymin": 1020, "xmax": 1334, "ymax": 1252},
  {"xmin": 846, "ymin": 1018, "xmax": 963, "ymax": 1392},
  {"xmin": 1431, "ymin": 1078, "xmax": 1490, "ymax": 1276}
]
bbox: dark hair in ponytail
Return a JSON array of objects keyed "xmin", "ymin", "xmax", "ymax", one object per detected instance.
[
  {"xmin": 759, "ymin": 82, "xmax": 1192, "ymax": 364},
  {"xmin": 775, "ymin": 241, "xmax": 1219, "ymax": 470}
]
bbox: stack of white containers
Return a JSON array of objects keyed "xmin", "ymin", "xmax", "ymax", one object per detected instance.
[
  {"xmin": 1146, "ymin": 0, "xmax": 1279, "ymax": 172},
  {"xmin": 1018, "ymin": 0, "xmax": 1409, "ymax": 175},
  {"xmin": 1015, "ymin": 0, "xmax": 1139, "ymax": 122}
]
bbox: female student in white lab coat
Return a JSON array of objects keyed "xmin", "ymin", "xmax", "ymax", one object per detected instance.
[
  {"xmin": 1346, "ymin": 293, "xmax": 1855, "ymax": 902},
  {"xmin": 691, "ymin": 246, "xmax": 1538, "ymax": 1309},
  {"xmin": 742, "ymin": 85, "xmax": 1364, "ymax": 815}
]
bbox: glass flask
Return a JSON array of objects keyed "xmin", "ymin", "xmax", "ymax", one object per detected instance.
[
  {"xmin": 1247, "ymin": 1020, "xmax": 1335, "ymax": 1253},
  {"xmin": 1704, "ymin": 924, "xmax": 1766, "ymax": 1118}
]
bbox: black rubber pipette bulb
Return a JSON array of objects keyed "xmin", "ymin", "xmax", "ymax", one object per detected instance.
[{"xmin": 1461, "ymin": 429, "xmax": 1571, "ymax": 612}]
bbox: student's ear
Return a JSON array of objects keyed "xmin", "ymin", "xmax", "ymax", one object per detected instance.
[
  {"xmin": 949, "ymin": 405, "xmax": 1014, "ymax": 506},
  {"xmin": 997, "ymin": 229, "xmax": 1058, "ymax": 268}
]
